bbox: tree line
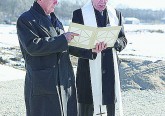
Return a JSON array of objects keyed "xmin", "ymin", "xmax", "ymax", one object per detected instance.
[
  {"xmin": 0, "ymin": 0, "xmax": 165, "ymax": 24},
  {"xmin": 118, "ymin": 8, "xmax": 165, "ymax": 23}
]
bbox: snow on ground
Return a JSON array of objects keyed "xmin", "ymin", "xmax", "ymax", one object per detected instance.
[
  {"xmin": 0, "ymin": 64, "xmax": 25, "ymax": 81},
  {"xmin": 119, "ymin": 32, "xmax": 165, "ymax": 61},
  {"xmin": 0, "ymin": 24, "xmax": 19, "ymax": 47},
  {"xmin": 123, "ymin": 24, "xmax": 165, "ymax": 32}
]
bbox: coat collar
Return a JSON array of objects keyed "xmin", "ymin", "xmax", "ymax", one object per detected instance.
[
  {"xmin": 31, "ymin": 2, "xmax": 48, "ymax": 17},
  {"xmin": 31, "ymin": 2, "xmax": 58, "ymax": 21}
]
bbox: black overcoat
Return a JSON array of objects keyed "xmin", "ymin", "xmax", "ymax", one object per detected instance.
[
  {"xmin": 69, "ymin": 8, "xmax": 127, "ymax": 105},
  {"xmin": 17, "ymin": 2, "xmax": 77, "ymax": 116}
]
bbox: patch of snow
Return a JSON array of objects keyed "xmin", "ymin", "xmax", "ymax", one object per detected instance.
[{"xmin": 0, "ymin": 64, "xmax": 25, "ymax": 81}]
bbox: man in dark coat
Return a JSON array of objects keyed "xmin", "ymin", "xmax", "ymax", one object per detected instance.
[
  {"xmin": 69, "ymin": 0, "xmax": 127, "ymax": 115},
  {"xmin": 17, "ymin": 0, "xmax": 78, "ymax": 116}
]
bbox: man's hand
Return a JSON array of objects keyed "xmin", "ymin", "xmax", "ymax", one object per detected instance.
[
  {"xmin": 64, "ymin": 32, "xmax": 79, "ymax": 43},
  {"xmin": 92, "ymin": 42, "xmax": 107, "ymax": 53},
  {"xmin": 114, "ymin": 39, "xmax": 122, "ymax": 52}
]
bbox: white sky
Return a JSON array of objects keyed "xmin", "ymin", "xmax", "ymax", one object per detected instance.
[
  {"xmin": 78, "ymin": 0, "xmax": 165, "ymax": 10},
  {"xmin": 109, "ymin": 0, "xmax": 165, "ymax": 10}
]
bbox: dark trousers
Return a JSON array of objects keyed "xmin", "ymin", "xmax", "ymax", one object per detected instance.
[{"xmin": 78, "ymin": 103, "xmax": 115, "ymax": 116}]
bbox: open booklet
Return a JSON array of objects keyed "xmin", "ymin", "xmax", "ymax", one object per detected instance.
[{"xmin": 68, "ymin": 23, "xmax": 122, "ymax": 49}]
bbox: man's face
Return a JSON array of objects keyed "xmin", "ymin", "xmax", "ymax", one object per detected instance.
[
  {"xmin": 92, "ymin": 0, "xmax": 108, "ymax": 11},
  {"xmin": 39, "ymin": 0, "xmax": 58, "ymax": 14}
]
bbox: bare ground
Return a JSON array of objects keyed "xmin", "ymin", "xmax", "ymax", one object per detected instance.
[{"xmin": 119, "ymin": 58, "xmax": 165, "ymax": 91}]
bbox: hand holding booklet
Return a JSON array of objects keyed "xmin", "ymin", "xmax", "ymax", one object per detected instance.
[{"xmin": 68, "ymin": 23, "xmax": 121, "ymax": 49}]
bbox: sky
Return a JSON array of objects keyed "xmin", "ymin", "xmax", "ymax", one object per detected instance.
[
  {"xmin": 68, "ymin": 0, "xmax": 165, "ymax": 10},
  {"xmin": 108, "ymin": 0, "xmax": 165, "ymax": 10}
]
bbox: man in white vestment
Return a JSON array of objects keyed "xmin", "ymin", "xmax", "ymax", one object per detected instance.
[{"xmin": 69, "ymin": 0, "xmax": 127, "ymax": 115}]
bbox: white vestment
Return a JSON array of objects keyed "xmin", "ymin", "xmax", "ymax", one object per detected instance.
[{"xmin": 81, "ymin": 1, "xmax": 123, "ymax": 116}]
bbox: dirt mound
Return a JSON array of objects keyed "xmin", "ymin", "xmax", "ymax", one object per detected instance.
[
  {"xmin": 119, "ymin": 58, "xmax": 165, "ymax": 91},
  {"xmin": 1, "ymin": 45, "xmax": 165, "ymax": 91},
  {"xmin": 70, "ymin": 56, "xmax": 165, "ymax": 91}
]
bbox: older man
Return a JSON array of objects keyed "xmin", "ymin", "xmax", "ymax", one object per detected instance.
[
  {"xmin": 17, "ymin": 0, "xmax": 78, "ymax": 116},
  {"xmin": 70, "ymin": 0, "xmax": 127, "ymax": 116}
]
